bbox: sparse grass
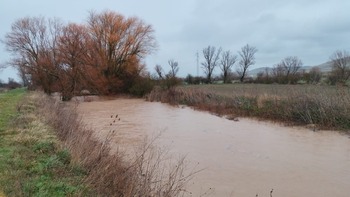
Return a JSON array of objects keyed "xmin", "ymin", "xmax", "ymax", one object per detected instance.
[
  {"xmin": 146, "ymin": 84, "xmax": 350, "ymax": 132},
  {"xmin": 0, "ymin": 89, "xmax": 90, "ymax": 196}
]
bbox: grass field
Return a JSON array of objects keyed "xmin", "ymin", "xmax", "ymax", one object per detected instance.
[
  {"xmin": 147, "ymin": 84, "xmax": 350, "ymax": 131},
  {"xmin": 0, "ymin": 89, "xmax": 90, "ymax": 196}
]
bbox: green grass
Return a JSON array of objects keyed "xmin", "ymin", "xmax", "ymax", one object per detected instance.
[
  {"xmin": 0, "ymin": 89, "xmax": 90, "ymax": 196},
  {"xmin": 0, "ymin": 88, "xmax": 25, "ymax": 132}
]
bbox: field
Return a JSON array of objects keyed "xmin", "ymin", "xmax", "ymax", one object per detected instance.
[{"xmin": 147, "ymin": 84, "xmax": 350, "ymax": 131}]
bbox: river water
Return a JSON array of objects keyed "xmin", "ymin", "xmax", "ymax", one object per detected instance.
[{"xmin": 77, "ymin": 98, "xmax": 350, "ymax": 197}]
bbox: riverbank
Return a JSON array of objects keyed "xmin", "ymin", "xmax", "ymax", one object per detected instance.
[
  {"xmin": 146, "ymin": 84, "xmax": 350, "ymax": 132},
  {"xmin": 77, "ymin": 97, "xmax": 350, "ymax": 197},
  {"xmin": 0, "ymin": 89, "xmax": 192, "ymax": 196},
  {"xmin": 0, "ymin": 89, "xmax": 92, "ymax": 196}
]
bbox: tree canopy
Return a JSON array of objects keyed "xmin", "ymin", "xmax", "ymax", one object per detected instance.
[{"xmin": 4, "ymin": 10, "xmax": 157, "ymax": 99}]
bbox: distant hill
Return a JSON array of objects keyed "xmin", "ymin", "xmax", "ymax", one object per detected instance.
[
  {"xmin": 313, "ymin": 61, "xmax": 333, "ymax": 72},
  {"xmin": 248, "ymin": 61, "xmax": 333, "ymax": 77}
]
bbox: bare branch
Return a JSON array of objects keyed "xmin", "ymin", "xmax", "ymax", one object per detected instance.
[
  {"xmin": 154, "ymin": 64, "xmax": 164, "ymax": 79},
  {"xmin": 237, "ymin": 44, "xmax": 257, "ymax": 82},
  {"xmin": 330, "ymin": 50, "xmax": 350, "ymax": 82},
  {"xmin": 201, "ymin": 46, "xmax": 222, "ymax": 83},
  {"xmin": 220, "ymin": 50, "xmax": 237, "ymax": 83},
  {"xmin": 280, "ymin": 56, "xmax": 302, "ymax": 77},
  {"xmin": 168, "ymin": 59, "xmax": 179, "ymax": 78},
  {"xmin": 271, "ymin": 56, "xmax": 302, "ymax": 84}
]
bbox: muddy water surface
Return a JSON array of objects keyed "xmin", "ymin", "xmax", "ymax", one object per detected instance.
[{"xmin": 78, "ymin": 98, "xmax": 350, "ymax": 197}]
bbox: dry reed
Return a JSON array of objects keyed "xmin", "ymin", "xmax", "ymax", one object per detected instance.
[
  {"xmin": 33, "ymin": 91, "xmax": 196, "ymax": 196},
  {"xmin": 146, "ymin": 85, "xmax": 350, "ymax": 131}
]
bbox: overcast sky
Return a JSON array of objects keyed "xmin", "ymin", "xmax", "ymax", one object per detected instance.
[{"xmin": 1, "ymin": 0, "xmax": 349, "ymax": 81}]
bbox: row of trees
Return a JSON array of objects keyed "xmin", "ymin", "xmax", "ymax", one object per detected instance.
[
  {"xmin": 154, "ymin": 47, "xmax": 348, "ymax": 86},
  {"xmin": 255, "ymin": 50, "xmax": 350, "ymax": 85},
  {"xmin": 3, "ymin": 11, "xmax": 349, "ymax": 95},
  {"xmin": 3, "ymin": 11, "xmax": 156, "ymax": 100},
  {"xmin": 198, "ymin": 45, "xmax": 350, "ymax": 85},
  {"xmin": 200, "ymin": 44, "xmax": 257, "ymax": 83},
  {"xmin": 199, "ymin": 44, "xmax": 308, "ymax": 84},
  {"xmin": 153, "ymin": 60, "xmax": 181, "ymax": 89}
]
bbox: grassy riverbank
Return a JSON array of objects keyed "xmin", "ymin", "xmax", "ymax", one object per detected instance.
[
  {"xmin": 0, "ymin": 89, "xmax": 90, "ymax": 196},
  {"xmin": 146, "ymin": 84, "xmax": 350, "ymax": 132},
  {"xmin": 1, "ymin": 89, "xmax": 192, "ymax": 196}
]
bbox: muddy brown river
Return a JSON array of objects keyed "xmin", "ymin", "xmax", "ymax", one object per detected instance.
[{"xmin": 77, "ymin": 98, "xmax": 350, "ymax": 197}]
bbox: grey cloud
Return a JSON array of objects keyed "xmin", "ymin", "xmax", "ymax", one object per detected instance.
[{"xmin": 1, "ymin": 0, "xmax": 350, "ymax": 79}]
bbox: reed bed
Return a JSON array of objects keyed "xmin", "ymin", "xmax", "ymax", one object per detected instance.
[{"xmin": 146, "ymin": 84, "xmax": 350, "ymax": 131}]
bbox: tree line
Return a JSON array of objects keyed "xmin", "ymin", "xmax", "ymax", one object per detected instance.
[
  {"xmin": 3, "ymin": 10, "xmax": 350, "ymax": 97},
  {"xmin": 185, "ymin": 45, "xmax": 349, "ymax": 85},
  {"xmin": 193, "ymin": 44, "xmax": 303, "ymax": 84},
  {"xmin": 200, "ymin": 44, "xmax": 257, "ymax": 84},
  {"xmin": 153, "ymin": 44, "xmax": 258, "ymax": 85},
  {"xmin": 254, "ymin": 50, "xmax": 350, "ymax": 85},
  {"xmin": 3, "ymin": 10, "xmax": 156, "ymax": 100}
]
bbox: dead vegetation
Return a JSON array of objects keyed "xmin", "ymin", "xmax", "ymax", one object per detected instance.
[
  {"xmin": 146, "ymin": 84, "xmax": 350, "ymax": 131},
  {"xmin": 33, "ymin": 91, "xmax": 196, "ymax": 196}
]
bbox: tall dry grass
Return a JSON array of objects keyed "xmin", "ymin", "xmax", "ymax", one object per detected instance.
[
  {"xmin": 146, "ymin": 85, "xmax": 350, "ymax": 131},
  {"xmin": 33, "ymin": 91, "xmax": 196, "ymax": 196}
]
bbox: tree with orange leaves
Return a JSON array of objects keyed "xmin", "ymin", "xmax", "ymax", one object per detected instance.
[
  {"xmin": 57, "ymin": 23, "xmax": 93, "ymax": 100},
  {"xmin": 4, "ymin": 11, "xmax": 157, "ymax": 99},
  {"xmin": 87, "ymin": 10, "xmax": 157, "ymax": 94}
]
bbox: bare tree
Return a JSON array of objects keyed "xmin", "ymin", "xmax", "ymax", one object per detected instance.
[
  {"xmin": 271, "ymin": 56, "xmax": 302, "ymax": 84},
  {"xmin": 237, "ymin": 44, "xmax": 257, "ymax": 82},
  {"xmin": 201, "ymin": 46, "xmax": 222, "ymax": 83},
  {"xmin": 330, "ymin": 50, "xmax": 350, "ymax": 82},
  {"xmin": 272, "ymin": 63, "xmax": 285, "ymax": 83},
  {"xmin": 154, "ymin": 64, "xmax": 164, "ymax": 79},
  {"xmin": 57, "ymin": 23, "xmax": 91, "ymax": 100},
  {"xmin": 4, "ymin": 16, "xmax": 62, "ymax": 94},
  {"xmin": 281, "ymin": 56, "xmax": 302, "ymax": 79},
  {"xmin": 168, "ymin": 59, "xmax": 179, "ymax": 78},
  {"xmin": 220, "ymin": 50, "xmax": 237, "ymax": 83}
]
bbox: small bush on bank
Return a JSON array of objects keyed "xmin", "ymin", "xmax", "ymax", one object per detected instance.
[{"xmin": 128, "ymin": 77, "xmax": 155, "ymax": 97}]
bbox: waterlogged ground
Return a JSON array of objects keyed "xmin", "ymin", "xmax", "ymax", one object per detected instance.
[{"xmin": 78, "ymin": 98, "xmax": 350, "ymax": 197}]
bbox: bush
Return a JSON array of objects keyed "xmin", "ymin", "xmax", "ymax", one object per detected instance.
[{"xmin": 129, "ymin": 77, "xmax": 155, "ymax": 97}]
